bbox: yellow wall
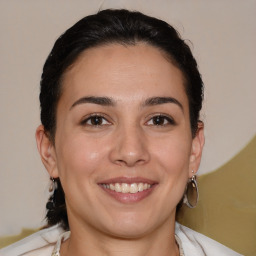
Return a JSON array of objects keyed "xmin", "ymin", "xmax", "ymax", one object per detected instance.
[{"xmin": 177, "ymin": 136, "xmax": 256, "ymax": 256}]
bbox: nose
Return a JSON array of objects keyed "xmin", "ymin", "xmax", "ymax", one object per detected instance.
[{"xmin": 109, "ymin": 124, "xmax": 150, "ymax": 167}]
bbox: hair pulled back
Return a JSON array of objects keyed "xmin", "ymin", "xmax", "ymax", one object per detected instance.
[{"xmin": 40, "ymin": 9, "xmax": 204, "ymax": 230}]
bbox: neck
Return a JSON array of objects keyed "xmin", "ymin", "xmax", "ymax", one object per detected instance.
[{"xmin": 61, "ymin": 218, "xmax": 179, "ymax": 256}]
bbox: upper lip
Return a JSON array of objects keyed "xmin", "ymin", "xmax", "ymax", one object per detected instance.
[{"xmin": 98, "ymin": 176, "xmax": 157, "ymax": 185}]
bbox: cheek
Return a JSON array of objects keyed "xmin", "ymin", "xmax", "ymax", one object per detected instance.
[
  {"xmin": 153, "ymin": 134, "xmax": 192, "ymax": 174},
  {"xmin": 55, "ymin": 134, "xmax": 107, "ymax": 179}
]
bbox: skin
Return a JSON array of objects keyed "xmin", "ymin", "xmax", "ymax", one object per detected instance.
[{"xmin": 36, "ymin": 43, "xmax": 204, "ymax": 256}]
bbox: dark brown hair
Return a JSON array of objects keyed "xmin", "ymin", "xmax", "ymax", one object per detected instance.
[{"xmin": 40, "ymin": 9, "xmax": 204, "ymax": 230}]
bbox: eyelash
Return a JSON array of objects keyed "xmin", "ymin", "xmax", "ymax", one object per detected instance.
[
  {"xmin": 80, "ymin": 113, "xmax": 176, "ymax": 127},
  {"xmin": 80, "ymin": 114, "xmax": 111, "ymax": 127},
  {"xmin": 146, "ymin": 114, "xmax": 176, "ymax": 126}
]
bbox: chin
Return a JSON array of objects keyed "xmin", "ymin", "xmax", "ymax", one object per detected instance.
[
  {"xmin": 107, "ymin": 224, "xmax": 151, "ymax": 239},
  {"xmin": 101, "ymin": 211, "xmax": 164, "ymax": 239}
]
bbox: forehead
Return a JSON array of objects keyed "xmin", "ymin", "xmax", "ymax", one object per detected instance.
[{"xmin": 61, "ymin": 43, "xmax": 188, "ymax": 107}]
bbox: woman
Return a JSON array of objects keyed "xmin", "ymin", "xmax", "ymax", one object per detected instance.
[{"xmin": 0, "ymin": 9, "xmax": 242, "ymax": 256}]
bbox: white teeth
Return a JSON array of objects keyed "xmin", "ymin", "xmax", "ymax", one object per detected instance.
[
  {"xmin": 115, "ymin": 183, "xmax": 122, "ymax": 192},
  {"xmin": 130, "ymin": 183, "xmax": 138, "ymax": 193},
  {"xmin": 103, "ymin": 182, "xmax": 152, "ymax": 193},
  {"xmin": 121, "ymin": 183, "xmax": 130, "ymax": 193},
  {"xmin": 138, "ymin": 183, "xmax": 144, "ymax": 192}
]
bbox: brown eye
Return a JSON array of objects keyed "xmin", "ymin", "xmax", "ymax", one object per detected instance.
[
  {"xmin": 81, "ymin": 115, "xmax": 110, "ymax": 126},
  {"xmin": 90, "ymin": 116, "xmax": 103, "ymax": 125},
  {"xmin": 152, "ymin": 116, "xmax": 165, "ymax": 125},
  {"xmin": 147, "ymin": 115, "xmax": 175, "ymax": 126}
]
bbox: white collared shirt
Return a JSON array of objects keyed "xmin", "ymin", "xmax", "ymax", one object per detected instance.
[{"xmin": 0, "ymin": 222, "xmax": 243, "ymax": 256}]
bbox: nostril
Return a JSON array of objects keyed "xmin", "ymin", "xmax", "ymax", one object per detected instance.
[
  {"xmin": 114, "ymin": 159, "xmax": 126, "ymax": 166},
  {"xmin": 114, "ymin": 158, "xmax": 147, "ymax": 167}
]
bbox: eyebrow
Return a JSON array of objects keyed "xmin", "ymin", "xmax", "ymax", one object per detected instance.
[
  {"xmin": 70, "ymin": 96, "xmax": 183, "ymax": 111},
  {"xmin": 143, "ymin": 97, "xmax": 183, "ymax": 111},
  {"xmin": 70, "ymin": 96, "xmax": 115, "ymax": 109}
]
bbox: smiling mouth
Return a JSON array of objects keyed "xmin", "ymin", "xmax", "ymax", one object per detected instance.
[
  {"xmin": 100, "ymin": 183, "xmax": 152, "ymax": 193},
  {"xmin": 98, "ymin": 177, "xmax": 157, "ymax": 203}
]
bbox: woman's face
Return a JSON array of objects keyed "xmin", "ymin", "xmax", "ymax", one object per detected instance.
[{"xmin": 37, "ymin": 43, "xmax": 204, "ymax": 238}]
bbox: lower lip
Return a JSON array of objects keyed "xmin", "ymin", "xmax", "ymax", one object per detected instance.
[{"xmin": 99, "ymin": 185, "xmax": 156, "ymax": 203}]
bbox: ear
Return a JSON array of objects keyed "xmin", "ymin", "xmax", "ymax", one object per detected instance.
[
  {"xmin": 35, "ymin": 125, "xmax": 59, "ymax": 178},
  {"xmin": 189, "ymin": 121, "xmax": 205, "ymax": 178}
]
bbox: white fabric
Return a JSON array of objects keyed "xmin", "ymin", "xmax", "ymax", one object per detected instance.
[
  {"xmin": 52, "ymin": 232, "xmax": 185, "ymax": 256},
  {"xmin": 174, "ymin": 223, "xmax": 242, "ymax": 256},
  {"xmin": 0, "ymin": 222, "xmax": 243, "ymax": 256}
]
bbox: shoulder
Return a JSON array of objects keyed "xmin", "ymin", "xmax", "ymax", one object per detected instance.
[
  {"xmin": 175, "ymin": 222, "xmax": 243, "ymax": 256},
  {"xmin": 0, "ymin": 225, "xmax": 65, "ymax": 256}
]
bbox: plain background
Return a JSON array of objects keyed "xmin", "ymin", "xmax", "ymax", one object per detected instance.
[{"xmin": 0, "ymin": 0, "xmax": 255, "ymax": 236}]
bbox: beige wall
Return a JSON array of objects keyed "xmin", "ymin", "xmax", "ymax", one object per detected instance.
[{"xmin": 0, "ymin": 0, "xmax": 255, "ymax": 236}]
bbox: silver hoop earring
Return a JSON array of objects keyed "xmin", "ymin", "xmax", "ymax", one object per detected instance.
[
  {"xmin": 46, "ymin": 177, "xmax": 58, "ymax": 211},
  {"xmin": 49, "ymin": 177, "xmax": 56, "ymax": 192},
  {"xmin": 183, "ymin": 175, "xmax": 198, "ymax": 208}
]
